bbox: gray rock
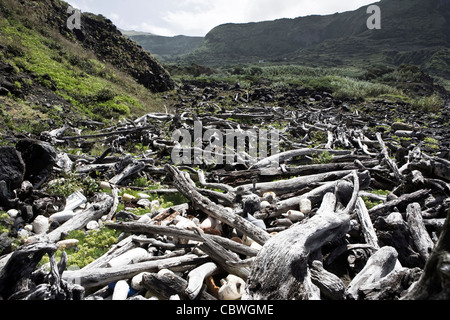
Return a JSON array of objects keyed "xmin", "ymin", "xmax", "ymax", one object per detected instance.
[
  {"xmin": 0, "ymin": 146, "xmax": 25, "ymax": 191},
  {"xmin": 15, "ymin": 139, "xmax": 57, "ymax": 187},
  {"xmin": 32, "ymin": 215, "xmax": 49, "ymax": 234},
  {"xmin": 86, "ymin": 220, "xmax": 100, "ymax": 230}
]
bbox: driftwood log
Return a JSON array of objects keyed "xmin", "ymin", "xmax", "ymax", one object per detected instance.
[{"xmin": 243, "ymin": 192, "xmax": 351, "ymax": 300}]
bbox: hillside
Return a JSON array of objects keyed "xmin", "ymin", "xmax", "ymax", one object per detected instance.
[
  {"xmin": 0, "ymin": 0, "xmax": 174, "ymax": 138},
  {"xmin": 121, "ymin": 30, "xmax": 203, "ymax": 63},
  {"xmin": 181, "ymin": 0, "xmax": 450, "ymax": 80}
]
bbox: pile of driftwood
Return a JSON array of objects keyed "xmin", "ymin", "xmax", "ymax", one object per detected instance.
[{"xmin": 0, "ymin": 81, "xmax": 449, "ymax": 300}]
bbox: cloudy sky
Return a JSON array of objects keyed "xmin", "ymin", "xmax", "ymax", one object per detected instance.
[{"xmin": 68, "ymin": 0, "xmax": 378, "ymax": 37}]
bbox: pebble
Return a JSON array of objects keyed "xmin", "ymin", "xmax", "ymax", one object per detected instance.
[
  {"xmin": 299, "ymin": 198, "xmax": 312, "ymax": 215},
  {"xmin": 86, "ymin": 220, "xmax": 99, "ymax": 230},
  {"xmin": 57, "ymin": 239, "xmax": 79, "ymax": 250},
  {"xmin": 137, "ymin": 199, "xmax": 152, "ymax": 208},
  {"xmin": 7, "ymin": 209, "xmax": 19, "ymax": 219},
  {"xmin": 32, "ymin": 215, "xmax": 49, "ymax": 234},
  {"xmin": 122, "ymin": 194, "xmax": 136, "ymax": 202},
  {"xmin": 99, "ymin": 181, "xmax": 111, "ymax": 190},
  {"xmin": 112, "ymin": 280, "xmax": 129, "ymax": 300},
  {"xmin": 283, "ymin": 210, "xmax": 305, "ymax": 222},
  {"xmin": 131, "ymin": 272, "xmax": 150, "ymax": 291},
  {"xmin": 260, "ymin": 201, "xmax": 271, "ymax": 209}
]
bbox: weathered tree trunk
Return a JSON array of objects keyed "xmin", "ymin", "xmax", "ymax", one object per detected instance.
[
  {"xmin": 243, "ymin": 193, "xmax": 351, "ymax": 300},
  {"xmin": 0, "ymin": 242, "xmax": 57, "ymax": 299},
  {"xmin": 62, "ymin": 254, "xmax": 210, "ymax": 289},
  {"xmin": 142, "ymin": 270, "xmax": 217, "ymax": 300},
  {"xmin": 310, "ymin": 260, "xmax": 345, "ymax": 300},
  {"xmin": 401, "ymin": 203, "xmax": 450, "ymax": 300},
  {"xmin": 406, "ymin": 203, "xmax": 435, "ymax": 263}
]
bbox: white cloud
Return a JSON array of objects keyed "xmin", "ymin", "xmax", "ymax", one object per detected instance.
[
  {"xmin": 62, "ymin": 0, "xmax": 379, "ymax": 36},
  {"xmin": 161, "ymin": 0, "xmax": 376, "ymax": 36}
]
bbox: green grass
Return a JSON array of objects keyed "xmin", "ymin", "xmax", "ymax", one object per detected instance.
[
  {"xmin": 0, "ymin": 14, "xmax": 166, "ymax": 127},
  {"xmin": 39, "ymin": 228, "xmax": 121, "ymax": 269}
]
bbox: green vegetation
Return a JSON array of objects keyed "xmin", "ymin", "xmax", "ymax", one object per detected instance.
[
  {"xmin": 362, "ymin": 190, "xmax": 391, "ymax": 210},
  {"xmin": 424, "ymin": 137, "xmax": 440, "ymax": 151},
  {"xmin": 44, "ymin": 173, "xmax": 99, "ymax": 198},
  {"xmin": 0, "ymin": 0, "xmax": 169, "ymax": 136},
  {"xmin": 39, "ymin": 228, "xmax": 121, "ymax": 269},
  {"xmin": 312, "ymin": 151, "xmax": 333, "ymax": 165}
]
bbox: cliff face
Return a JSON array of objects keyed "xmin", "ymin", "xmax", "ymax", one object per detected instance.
[
  {"xmin": 0, "ymin": 0, "xmax": 175, "ymax": 134},
  {"xmin": 39, "ymin": 0, "xmax": 175, "ymax": 92}
]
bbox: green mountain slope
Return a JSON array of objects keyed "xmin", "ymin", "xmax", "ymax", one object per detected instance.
[
  {"xmin": 0, "ymin": 0, "xmax": 174, "ymax": 136},
  {"xmin": 121, "ymin": 30, "xmax": 203, "ymax": 63},
  {"xmin": 182, "ymin": 0, "xmax": 450, "ymax": 79}
]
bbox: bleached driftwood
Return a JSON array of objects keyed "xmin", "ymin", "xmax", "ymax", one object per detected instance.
[
  {"xmin": 165, "ymin": 164, "xmax": 271, "ymax": 245},
  {"xmin": 243, "ymin": 192, "xmax": 351, "ymax": 300},
  {"xmin": 186, "ymin": 262, "xmax": 220, "ymax": 300},
  {"xmin": 401, "ymin": 203, "xmax": 450, "ymax": 300},
  {"xmin": 62, "ymin": 254, "xmax": 209, "ymax": 289},
  {"xmin": 406, "ymin": 203, "xmax": 435, "ymax": 262},
  {"xmin": 310, "ymin": 260, "xmax": 345, "ymax": 300},
  {"xmin": 142, "ymin": 269, "xmax": 217, "ymax": 300},
  {"xmin": 345, "ymin": 246, "xmax": 399, "ymax": 300}
]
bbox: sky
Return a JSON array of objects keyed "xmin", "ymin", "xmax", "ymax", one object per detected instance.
[{"xmin": 68, "ymin": 0, "xmax": 378, "ymax": 37}]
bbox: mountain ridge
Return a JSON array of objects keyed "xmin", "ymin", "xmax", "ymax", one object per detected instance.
[{"xmin": 164, "ymin": 0, "xmax": 449, "ymax": 80}]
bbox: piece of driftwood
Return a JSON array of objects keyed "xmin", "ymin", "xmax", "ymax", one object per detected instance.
[
  {"xmin": 142, "ymin": 269, "xmax": 216, "ymax": 300},
  {"xmin": 310, "ymin": 260, "xmax": 345, "ymax": 300},
  {"xmin": 355, "ymin": 197, "xmax": 380, "ymax": 249},
  {"xmin": 401, "ymin": 203, "xmax": 450, "ymax": 300},
  {"xmin": 81, "ymin": 235, "xmax": 138, "ymax": 270},
  {"xmin": 109, "ymin": 160, "xmax": 146, "ymax": 185},
  {"xmin": 345, "ymin": 246, "xmax": 399, "ymax": 300},
  {"xmin": 359, "ymin": 267, "xmax": 423, "ymax": 300},
  {"xmin": 249, "ymin": 148, "xmax": 351, "ymax": 170},
  {"xmin": 243, "ymin": 192, "xmax": 351, "ymax": 300},
  {"xmin": 236, "ymin": 170, "xmax": 356, "ymax": 196},
  {"xmin": 195, "ymin": 229, "xmax": 250, "ymax": 280},
  {"xmin": 62, "ymin": 254, "xmax": 209, "ymax": 289},
  {"xmin": 0, "ymin": 242, "xmax": 57, "ymax": 299},
  {"xmin": 106, "ymin": 222, "xmax": 259, "ymax": 257},
  {"xmin": 376, "ymin": 132, "xmax": 401, "ymax": 182},
  {"xmin": 406, "ymin": 203, "xmax": 435, "ymax": 263},
  {"xmin": 165, "ymin": 164, "xmax": 271, "ymax": 245},
  {"xmin": 369, "ymin": 189, "xmax": 431, "ymax": 218}
]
